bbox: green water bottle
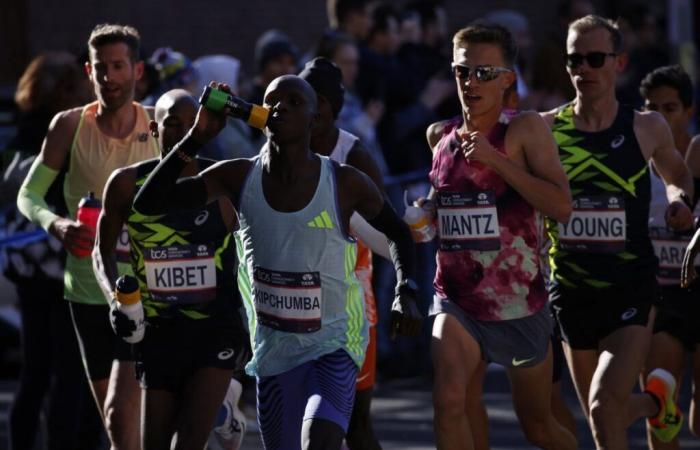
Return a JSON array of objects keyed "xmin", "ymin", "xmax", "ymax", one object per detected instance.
[{"xmin": 199, "ymin": 86, "xmax": 269, "ymax": 130}]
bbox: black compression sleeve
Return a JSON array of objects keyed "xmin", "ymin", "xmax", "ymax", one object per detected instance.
[
  {"xmin": 366, "ymin": 201, "xmax": 416, "ymax": 283},
  {"xmin": 132, "ymin": 134, "xmax": 208, "ymax": 215}
]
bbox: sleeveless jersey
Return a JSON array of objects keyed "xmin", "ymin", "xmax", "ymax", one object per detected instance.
[
  {"xmin": 329, "ymin": 129, "xmax": 377, "ymax": 326},
  {"xmin": 64, "ymin": 102, "xmax": 159, "ymax": 304},
  {"xmin": 546, "ymin": 103, "xmax": 655, "ymax": 291},
  {"xmin": 236, "ymin": 155, "xmax": 367, "ymax": 377},
  {"xmin": 128, "ymin": 158, "xmax": 239, "ymax": 320},
  {"xmin": 648, "ymin": 164, "xmax": 699, "ymax": 285},
  {"xmin": 429, "ymin": 116, "xmax": 546, "ymax": 321}
]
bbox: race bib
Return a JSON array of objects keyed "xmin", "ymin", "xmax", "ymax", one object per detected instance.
[
  {"xmin": 558, "ymin": 195, "xmax": 626, "ymax": 253},
  {"xmin": 115, "ymin": 225, "xmax": 131, "ymax": 263},
  {"xmin": 253, "ymin": 267, "xmax": 321, "ymax": 333},
  {"xmin": 437, "ymin": 191, "xmax": 500, "ymax": 251},
  {"xmin": 144, "ymin": 244, "xmax": 217, "ymax": 304},
  {"xmin": 649, "ymin": 227, "xmax": 699, "ymax": 286}
]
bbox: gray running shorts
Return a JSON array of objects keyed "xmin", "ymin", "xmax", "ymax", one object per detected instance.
[{"xmin": 431, "ymin": 297, "xmax": 552, "ymax": 368}]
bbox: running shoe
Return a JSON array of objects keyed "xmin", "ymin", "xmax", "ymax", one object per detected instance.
[{"xmin": 645, "ymin": 368, "xmax": 683, "ymax": 443}]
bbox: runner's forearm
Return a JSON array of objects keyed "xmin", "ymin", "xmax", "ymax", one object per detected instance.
[
  {"xmin": 367, "ymin": 202, "xmax": 416, "ymax": 282},
  {"xmin": 133, "ymin": 133, "xmax": 208, "ymax": 215},
  {"xmin": 93, "ymin": 242, "xmax": 119, "ymax": 305},
  {"xmin": 16, "ymin": 158, "xmax": 60, "ymax": 231}
]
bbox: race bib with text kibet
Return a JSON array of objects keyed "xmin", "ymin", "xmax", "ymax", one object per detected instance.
[
  {"xmin": 253, "ymin": 267, "xmax": 322, "ymax": 333},
  {"xmin": 144, "ymin": 243, "xmax": 217, "ymax": 304},
  {"xmin": 437, "ymin": 191, "xmax": 500, "ymax": 251},
  {"xmin": 558, "ymin": 195, "xmax": 626, "ymax": 253}
]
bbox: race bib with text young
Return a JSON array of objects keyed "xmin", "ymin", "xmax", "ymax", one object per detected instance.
[
  {"xmin": 437, "ymin": 191, "xmax": 500, "ymax": 251},
  {"xmin": 252, "ymin": 267, "xmax": 322, "ymax": 333},
  {"xmin": 558, "ymin": 195, "xmax": 626, "ymax": 253},
  {"xmin": 144, "ymin": 244, "xmax": 217, "ymax": 304}
]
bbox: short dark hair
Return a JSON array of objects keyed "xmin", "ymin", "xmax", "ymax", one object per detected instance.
[
  {"xmin": 452, "ymin": 23, "xmax": 518, "ymax": 67},
  {"xmin": 640, "ymin": 65, "xmax": 694, "ymax": 108},
  {"xmin": 568, "ymin": 15, "xmax": 622, "ymax": 53},
  {"xmin": 327, "ymin": 0, "xmax": 369, "ymax": 28},
  {"xmin": 88, "ymin": 23, "xmax": 141, "ymax": 61}
]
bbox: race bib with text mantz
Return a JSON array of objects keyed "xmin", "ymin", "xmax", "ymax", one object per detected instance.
[
  {"xmin": 437, "ymin": 191, "xmax": 500, "ymax": 251},
  {"xmin": 144, "ymin": 244, "xmax": 217, "ymax": 304},
  {"xmin": 558, "ymin": 195, "xmax": 626, "ymax": 253},
  {"xmin": 253, "ymin": 267, "xmax": 322, "ymax": 333}
]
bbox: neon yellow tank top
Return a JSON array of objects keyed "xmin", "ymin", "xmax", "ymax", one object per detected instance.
[{"xmin": 63, "ymin": 101, "xmax": 159, "ymax": 304}]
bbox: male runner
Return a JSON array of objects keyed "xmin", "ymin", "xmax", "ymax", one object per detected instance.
[
  {"xmin": 422, "ymin": 23, "xmax": 576, "ymax": 450},
  {"xmin": 17, "ymin": 24, "xmax": 158, "ymax": 450},
  {"xmin": 300, "ymin": 56, "xmax": 385, "ymax": 450},
  {"xmin": 132, "ymin": 75, "xmax": 422, "ymax": 450},
  {"xmin": 641, "ymin": 64, "xmax": 700, "ymax": 450},
  {"xmin": 92, "ymin": 89, "xmax": 249, "ymax": 450},
  {"xmin": 541, "ymin": 15, "xmax": 694, "ymax": 449}
]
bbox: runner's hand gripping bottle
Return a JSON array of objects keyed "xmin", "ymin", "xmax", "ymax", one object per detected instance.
[
  {"xmin": 199, "ymin": 86, "xmax": 269, "ymax": 130},
  {"xmin": 111, "ymin": 275, "xmax": 145, "ymax": 344}
]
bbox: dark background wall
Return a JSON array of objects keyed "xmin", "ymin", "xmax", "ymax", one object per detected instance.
[{"xmin": 0, "ymin": 0, "xmax": 619, "ymax": 85}]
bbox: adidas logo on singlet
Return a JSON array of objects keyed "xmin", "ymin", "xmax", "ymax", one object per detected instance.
[{"xmin": 307, "ymin": 210, "xmax": 334, "ymax": 229}]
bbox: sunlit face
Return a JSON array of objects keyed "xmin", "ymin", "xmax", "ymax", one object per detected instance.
[
  {"xmin": 566, "ymin": 28, "xmax": 623, "ymax": 100},
  {"xmin": 157, "ymin": 98, "xmax": 197, "ymax": 153},
  {"xmin": 87, "ymin": 42, "xmax": 143, "ymax": 110},
  {"xmin": 332, "ymin": 43, "xmax": 359, "ymax": 89},
  {"xmin": 452, "ymin": 42, "xmax": 515, "ymax": 118},
  {"xmin": 644, "ymin": 85, "xmax": 693, "ymax": 141},
  {"xmin": 263, "ymin": 76, "xmax": 317, "ymax": 145}
]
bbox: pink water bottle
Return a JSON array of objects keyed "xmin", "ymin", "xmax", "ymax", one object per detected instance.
[{"xmin": 75, "ymin": 191, "xmax": 101, "ymax": 258}]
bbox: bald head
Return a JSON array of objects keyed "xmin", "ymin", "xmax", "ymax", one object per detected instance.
[
  {"xmin": 154, "ymin": 89, "xmax": 198, "ymax": 123},
  {"xmin": 153, "ymin": 89, "xmax": 198, "ymax": 153},
  {"xmin": 265, "ymin": 75, "xmax": 318, "ymax": 113}
]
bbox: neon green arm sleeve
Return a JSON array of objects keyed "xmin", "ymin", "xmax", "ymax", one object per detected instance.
[{"xmin": 17, "ymin": 158, "xmax": 61, "ymax": 231}]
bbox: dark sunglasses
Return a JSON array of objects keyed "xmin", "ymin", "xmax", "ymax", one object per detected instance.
[
  {"xmin": 451, "ymin": 63, "xmax": 512, "ymax": 82},
  {"xmin": 566, "ymin": 52, "xmax": 617, "ymax": 69}
]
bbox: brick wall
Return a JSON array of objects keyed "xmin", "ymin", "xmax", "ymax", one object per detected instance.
[{"xmin": 2, "ymin": 0, "xmax": 602, "ymax": 85}]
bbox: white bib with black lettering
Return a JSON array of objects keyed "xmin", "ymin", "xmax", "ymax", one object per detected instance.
[
  {"xmin": 252, "ymin": 267, "xmax": 322, "ymax": 333},
  {"xmin": 437, "ymin": 191, "xmax": 500, "ymax": 251},
  {"xmin": 144, "ymin": 244, "xmax": 217, "ymax": 304},
  {"xmin": 558, "ymin": 195, "xmax": 626, "ymax": 253},
  {"xmin": 650, "ymin": 227, "xmax": 699, "ymax": 286}
]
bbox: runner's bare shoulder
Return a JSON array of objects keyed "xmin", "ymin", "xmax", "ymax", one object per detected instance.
[
  {"xmin": 538, "ymin": 107, "xmax": 559, "ymax": 128},
  {"xmin": 427, "ymin": 119, "xmax": 452, "ymax": 153}
]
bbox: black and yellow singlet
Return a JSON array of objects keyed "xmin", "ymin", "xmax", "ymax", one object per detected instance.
[
  {"xmin": 128, "ymin": 158, "xmax": 238, "ymax": 319},
  {"xmin": 546, "ymin": 103, "xmax": 655, "ymax": 291}
]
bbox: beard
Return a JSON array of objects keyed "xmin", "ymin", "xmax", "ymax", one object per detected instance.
[{"xmin": 95, "ymin": 81, "xmax": 134, "ymax": 110}]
